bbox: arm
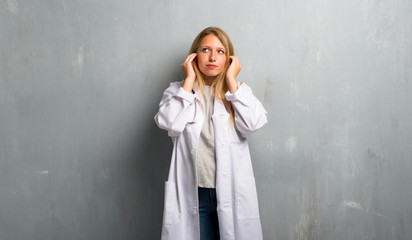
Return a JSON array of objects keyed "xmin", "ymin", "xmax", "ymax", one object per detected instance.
[
  {"xmin": 154, "ymin": 82, "xmax": 197, "ymax": 137},
  {"xmin": 154, "ymin": 53, "xmax": 198, "ymax": 137},
  {"xmin": 225, "ymin": 83, "xmax": 268, "ymax": 138},
  {"xmin": 225, "ymin": 56, "xmax": 268, "ymax": 138}
]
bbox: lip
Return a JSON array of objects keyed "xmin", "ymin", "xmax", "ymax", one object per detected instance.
[{"xmin": 206, "ymin": 64, "xmax": 217, "ymax": 69}]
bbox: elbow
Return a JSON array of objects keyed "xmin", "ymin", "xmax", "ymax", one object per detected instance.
[
  {"xmin": 154, "ymin": 113, "xmax": 183, "ymax": 137},
  {"xmin": 249, "ymin": 106, "xmax": 268, "ymax": 132},
  {"xmin": 235, "ymin": 111, "xmax": 268, "ymax": 138}
]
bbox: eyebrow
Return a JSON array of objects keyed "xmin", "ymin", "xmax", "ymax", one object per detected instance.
[{"xmin": 199, "ymin": 45, "xmax": 225, "ymax": 50}]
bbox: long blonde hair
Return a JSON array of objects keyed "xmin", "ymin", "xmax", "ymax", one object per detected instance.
[{"xmin": 189, "ymin": 26, "xmax": 235, "ymax": 124}]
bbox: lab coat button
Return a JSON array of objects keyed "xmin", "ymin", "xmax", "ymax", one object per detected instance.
[
  {"xmin": 191, "ymin": 149, "xmax": 196, "ymax": 155},
  {"xmin": 192, "ymin": 208, "xmax": 198, "ymax": 214}
]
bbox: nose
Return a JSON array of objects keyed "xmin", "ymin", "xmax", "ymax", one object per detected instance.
[{"xmin": 209, "ymin": 51, "xmax": 216, "ymax": 62}]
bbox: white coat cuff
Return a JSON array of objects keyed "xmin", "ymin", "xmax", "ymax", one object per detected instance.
[
  {"xmin": 225, "ymin": 83, "xmax": 246, "ymax": 102},
  {"xmin": 176, "ymin": 87, "xmax": 196, "ymax": 103}
]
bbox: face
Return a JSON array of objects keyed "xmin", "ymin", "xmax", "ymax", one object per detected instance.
[{"xmin": 196, "ymin": 34, "xmax": 227, "ymax": 81}]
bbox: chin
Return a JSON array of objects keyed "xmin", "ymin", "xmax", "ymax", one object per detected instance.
[{"xmin": 204, "ymin": 71, "xmax": 222, "ymax": 77}]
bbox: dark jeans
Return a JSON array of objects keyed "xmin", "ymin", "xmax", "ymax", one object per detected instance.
[{"xmin": 198, "ymin": 187, "xmax": 220, "ymax": 240}]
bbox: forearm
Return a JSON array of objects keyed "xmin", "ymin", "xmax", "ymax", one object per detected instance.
[
  {"xmin": 182, "ymin": 77, "xmax": 195, "ymax": 93},
  {"xmin": 226, "ymin": 77, "xmax": 238, "ymax": 93},
  {"xmin": 154, "ymin": 83, "xmax": 197, "ymax": 137}
]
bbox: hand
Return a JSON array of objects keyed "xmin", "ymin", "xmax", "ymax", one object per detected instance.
[
  {"xmin": 181, "ymin": 53, "xmax": 197, "ymax": 93},
  {"xmin": 226, "ymin": 56, "xmax": 241, "ymax": 93},
  {"xmin": 181, "ymin": 53, "xmax": 197, "ymax": 81}
]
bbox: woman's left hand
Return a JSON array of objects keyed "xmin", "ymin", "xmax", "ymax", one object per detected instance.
[{"xmin": 226, "ymin": 56, "xmax": 241, "ymax": 93}]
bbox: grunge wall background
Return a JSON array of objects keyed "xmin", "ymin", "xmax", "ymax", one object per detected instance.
[{"xmin": 1, "ymin": 0, "xmax": 411, "ymax": 239}]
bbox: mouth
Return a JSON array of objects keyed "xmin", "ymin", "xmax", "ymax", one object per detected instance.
[{"xmin": 206, "ymin": 64, "xmax": 217, "ymax": 69}]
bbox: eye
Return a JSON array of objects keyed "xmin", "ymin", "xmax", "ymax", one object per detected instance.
[
  {"xmin": 218, "ymin": 50, "xmax": 225, "ymax": 54},
  {"xmin": 201, "ymin": 48, "xmax": 210, "ymax": 52}
]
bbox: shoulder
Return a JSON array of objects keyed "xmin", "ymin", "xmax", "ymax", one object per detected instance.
[
  {"xmin": 166, "ymin": 80, "xmax": 184, "ymax": 90},
  {"xmin": 162, "ymin": 80, "xmax": 184, "ymax": 92}
]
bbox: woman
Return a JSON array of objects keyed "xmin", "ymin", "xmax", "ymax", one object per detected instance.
[{"xmin": 154, "ymin": 27, "xmax": 268, "ymax": 240}]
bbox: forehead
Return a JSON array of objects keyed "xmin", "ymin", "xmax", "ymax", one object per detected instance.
[{"xmin": 199, "ymin": 34, "xmax": 225, "ymax": 48}]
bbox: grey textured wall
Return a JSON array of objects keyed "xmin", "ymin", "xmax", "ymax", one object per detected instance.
[{"xmin": 1, "ymin": 0, "xmax": 412, "ymax": 239}]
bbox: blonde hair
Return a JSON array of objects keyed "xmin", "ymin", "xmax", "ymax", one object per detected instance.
[{"xmin": 189, "ymin": 26, "xmax": 235, "ymax": 125}]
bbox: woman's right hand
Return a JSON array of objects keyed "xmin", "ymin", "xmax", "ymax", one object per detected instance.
[{"xmin": 181, "ymin": 53, "xmax": 197, "ymax": 92}]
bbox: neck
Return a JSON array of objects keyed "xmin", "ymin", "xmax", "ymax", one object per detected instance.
[{"xmin": 203, "ymin": 75, "xmax": 215, "ymax": 86}]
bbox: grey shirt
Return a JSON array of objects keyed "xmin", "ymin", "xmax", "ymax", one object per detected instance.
[{"xmin": 197, "ymin": 86, "xmax": 216, "ymax": 188}]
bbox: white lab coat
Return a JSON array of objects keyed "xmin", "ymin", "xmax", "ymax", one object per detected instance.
[{"xmin": 154, "ymin": 80, "xmax": 268, "ymax": 240}]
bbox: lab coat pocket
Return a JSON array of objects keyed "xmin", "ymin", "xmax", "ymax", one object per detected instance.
[
  {"xmin": 163, "ymin": 181, "xmax": 180, "ymax": 226},
  {"xmin": 236, "ymin": 177, "xmax": 260, "ymax": 220}
]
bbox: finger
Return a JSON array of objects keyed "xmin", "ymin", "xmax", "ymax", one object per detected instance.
[
  {"xmin": 230, "ymin": 56, "xmax": 239, "ymax": 65},
  {"xmin": 188, "ymin": 53, "xmax": 197, "ymax": 62},
  {"xmin": 232, "ymin": 56, "xmax": 240, "ymax": 66},
  {"xmin": 230, "ymin": 56, "xmax": 238, "ymax": 60},
  {"xmin": 184, "ymin": 53, "xmax": 194, "ymax": 61},
  {"xmin": 184, "ymin": 53, "xmax": 197, "ymax": 64},
  {"xmin": 190, "ymin": 53, "xmax": 197, "ymax": 62},
  {"xmin": 187, "ymin": 52, "xmax": 197, "ymax": 59}
]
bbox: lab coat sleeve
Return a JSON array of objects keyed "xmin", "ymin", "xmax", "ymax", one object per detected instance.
[
  {"xmin": 154, "ymin": 81, "xmax": 197, "ymax": 137},
  {"xmin": 225, "ymin": 83, "xmax": 268, "ymax": 138}
]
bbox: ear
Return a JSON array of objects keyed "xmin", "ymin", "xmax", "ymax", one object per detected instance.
[{"xmin": 228, "ymin": 56, "xmax": 233, "ymax": 64}]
